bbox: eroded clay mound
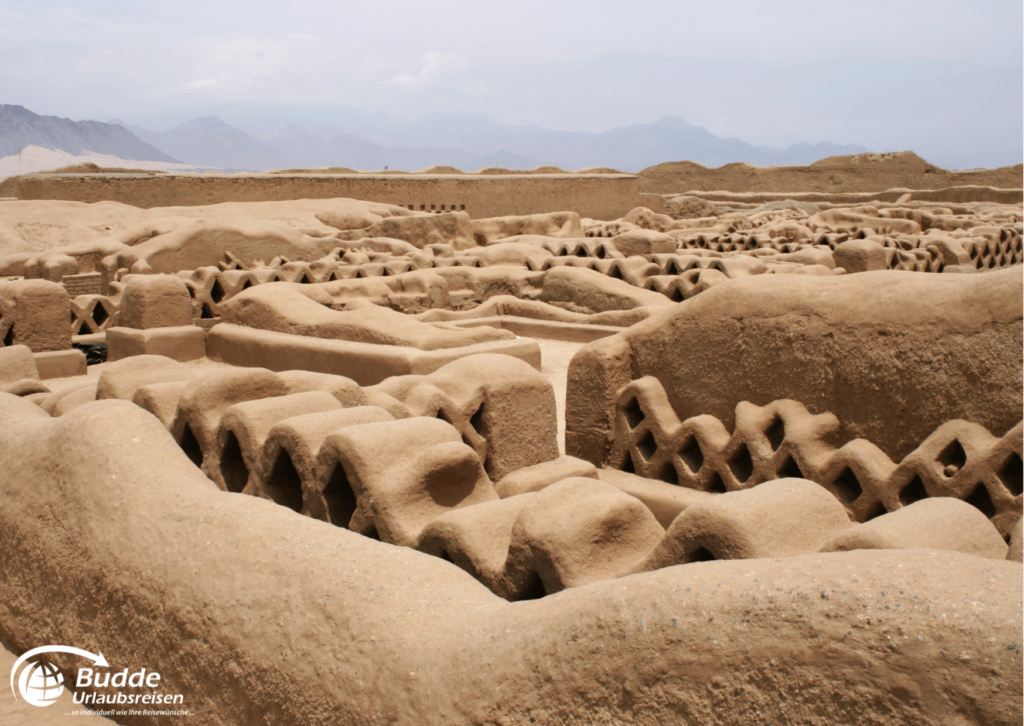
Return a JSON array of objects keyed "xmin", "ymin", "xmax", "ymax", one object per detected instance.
[
  {"xmin": 217, "ymin": 283, "xmax": 513, "ymax": 350},
  {"xmin": 638, "ymin": 151, "xmax": 1024, "ymax": 194},
  {"xmin": 0, "ymin": 185, "xmax": 1021, "ymax": 725},
  {"xmin": 39, "ymin": 348, "xmax": 1018, "ymax": 603},
  {"xmin": 0, "ymin": 197, "xmax": 420, "ymax": 262},
  {"xmin": 568, "ymin": 266, "xmax": 1023, "ymax": 467},
  {"xmin": 0, "ymin": 393, "xmax": 1019, "ymax": 725}
]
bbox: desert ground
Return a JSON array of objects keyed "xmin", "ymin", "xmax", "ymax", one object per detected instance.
[
  {"xmin": 0, "ymin": 155, "xmax": 1020, "ymax": 725},
  {"xmin": 0, "ymin": 146, "xmax": 214, "ymax": 178}
]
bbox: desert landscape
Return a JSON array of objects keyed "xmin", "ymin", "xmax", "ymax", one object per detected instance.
[{"xmin": 0, "ymin": 154, "xmax": 1020, "ymax": 725}]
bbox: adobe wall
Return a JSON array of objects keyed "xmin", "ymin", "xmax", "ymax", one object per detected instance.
[
  {"xmin": 0, "ymin": 172, "xmax": 641, "ymax": 221},
  {"xmin": 0, "ymin": 187, "xmax": 1021, "ymax": 723},
  {"xmin": 638, "ymin": 152, "xmax": 1023, "ymax": 195},
  {"xmin": 680, "ymin": 186, "xmax": 1024, "ymax": 205}
]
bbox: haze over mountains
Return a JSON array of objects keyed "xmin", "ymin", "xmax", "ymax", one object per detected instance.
[
  {"xmin": 3, "ymin": 103, "xmax": 871, "ymax": 173},
  {"xmin": 0, "ymin": 105, "xmax": 179, "ymax": 163},
  {"xmin": 109, "ymin": 116, "xmax": 538, "ymax": 173},
  {"xmin": 112, "ymin": 113, "xmax": 870, "ymax": 172}
]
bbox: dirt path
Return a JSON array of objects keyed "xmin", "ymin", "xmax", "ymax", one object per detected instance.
[{"xmin": 534, "ymin": 338, "xmax": 586, "ymax": 454}]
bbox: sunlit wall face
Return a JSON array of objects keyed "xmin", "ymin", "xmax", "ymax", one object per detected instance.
[{"xmin": 1, "ymin": 0, "xmax": 1021, "ymax": 170}]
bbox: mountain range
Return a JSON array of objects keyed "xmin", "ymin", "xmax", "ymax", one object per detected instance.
[
  {"xmin": 110, "ymin": 117, "xmax": 539, "ymax": 173},
  {"xmin": 0, "ymin": 105, "xmax": 179, "ymax": 163},
  {"xmin": 114, "ymin": 113, "xmax": 869, "ymax": 172},
  {"xmin": 1, "ymin": 103, "xmax": 869, "ymax": 173}
]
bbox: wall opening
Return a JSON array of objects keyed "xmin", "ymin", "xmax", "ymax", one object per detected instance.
[
  {"xmin": 179, "ymin": 424, "xmax": 203, "ymax": 468},
  {"xmin": 91, "ymin": 305, "xmax": 109, "ymax": 327},
  {"xmin": 319, "ymin": 464, "xmax": 360, "ymax": 528},
  {"xmin": 707, "ymin": 472, "xmax": 726, "ymax": 493},
  {"xmin": 516, "ymin": 574, "xmax": 547, "ymax": 601},
  {"xmin": 777, "ymin": 455, "xmax": 804, "ymax": 480},
  {"xmin": 678, "ymin": 436, "xmax": 704, "ymax": 473},
  {"xmin": 689, "ymin": 547, "xmax": 716, "ymax": 562},
  {"xmin": 219, "ymin": 432, "xmax": 249, "ymax": 494},
  {"xmin": 261, "ymin": 450, "xmax": 303, "ymax": 512},
  {"xmin": 831, "ymin": 467, "xmax": 863, "ymax": 504},
  {"xmin": 764, "ymin": 416, "xmax": 785, "ymax": 451},
  {"xmin": 964, "ymin": 483, "xmax": 996, "ymax": 519},
  {"xmin": 623, "ymin": 398, "xmax": 644, "ymax": 429},
  {"xmin": 863, "ymin": 501, "xmax": 888, "ymax": 521},
  {"xmin": 469, "ymin": 404, "xmax": 486, "ymax": 436},
  {"xmin": 997, "ymin": 452, "xmax": 1023, "ymax": 496},
  {"xmin": 728, "ymin": 445, "xmax": 753, "ymax": 483},
  {"xmin": 898, "ymin": 475, "xmax": 928, "ymax": 507},
  {"xmin": 636, "ymin": 431, "xmax": 658, "ymax": 461},
  {"xmin": 937, "ymin": 439, "xmax": 967, "ymax": 474}
]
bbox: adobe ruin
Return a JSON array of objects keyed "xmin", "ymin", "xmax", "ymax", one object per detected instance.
[{"xmin": 0, "ymin": 158, "xmax": 1021, "ymax": 725}]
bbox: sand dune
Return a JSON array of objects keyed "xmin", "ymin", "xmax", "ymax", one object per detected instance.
[{"xmin": 0, "ymin": 145, "xmax": 215, "ymax": 179}]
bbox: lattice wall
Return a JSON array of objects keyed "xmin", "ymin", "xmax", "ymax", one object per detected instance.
[{"xmin": 608, "ymin": 376, "xmax": 1023, "ymax": 538}]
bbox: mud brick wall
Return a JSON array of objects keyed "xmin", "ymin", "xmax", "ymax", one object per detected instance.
[
  {"xmin": 3, "ymin": 173, "xmax": 642, "ymax": 221},
  {"xmin": 61, "ymin": 272, "xmax": 105, "ymax": 297}
]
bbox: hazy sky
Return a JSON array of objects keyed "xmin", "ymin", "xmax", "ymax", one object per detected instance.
[{"xmin": 2, "ymin": 0, "xmax": 1021, "ymax": 168}]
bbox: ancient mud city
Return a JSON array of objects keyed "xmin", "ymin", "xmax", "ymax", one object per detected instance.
[{"xmin": 0, "ymin": 153, "xmax": 1021, "ymax": 726}]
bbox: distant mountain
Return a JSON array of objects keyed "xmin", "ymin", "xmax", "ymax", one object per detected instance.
[
  {"xmin": 258, "ymin": 124, "xmax": 541, "ymax": 171},
  {"xmin": 0, "ymin": 104, "xmax": 179, "ymax": 162},
  {"xmin": 0, "ymin": 103, "xmax": 872, "ymax": 172},
  {"xmin": 107, "ymin": 117, "xmax": 537, "ymax": 172},
  {"xmin": 112, "ymin": 117, "xmax": 284, "ymax": 171},
  {"xmin": 524, "ymin": 116, "xmax": 766, "ymax": 170},
  {"xmin": 285, "ymin": 112, "xmax": 869, "ymax": 171},
  {"xmin": 108, "ymin": 110, "xmax": 869, "ymax": 173},
  {"xmin": 471, "ymin": 149, "xmax": 541, "ymax": 169},
  {"xmin": 263, "ymin": 124, "xmax": 459, "ymax": 170},
  {"xmin": 259, "ymin": 124, "xmax": 385, "ymax": 169}
]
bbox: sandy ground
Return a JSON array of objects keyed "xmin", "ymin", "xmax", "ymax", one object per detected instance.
[
  {"xmin": 535, "ymin": 338, "xmax": 586, "ymax": 454},
  {"xmin": 0, "ymin": 145, "xmax": 213, "ymax": 177}
]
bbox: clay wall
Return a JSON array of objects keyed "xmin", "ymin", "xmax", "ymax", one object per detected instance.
[
  {"xmin": 60, "ymin": 272, "xmax": 105, "ymax": 297},
  {"xmin": 0, "ymin": 172, "xmax": 641, "ymax": 221},
  {"xmin": 0, "ymin": 184, "xmax": 1021, "ymax": 724},
  {"xmin": 678, "ymin": 186, "xmax": 1024, "ymax": 205},
  {"xmin": 638, "ymin": 153, "xmax": 1023, "ymax": 195}
]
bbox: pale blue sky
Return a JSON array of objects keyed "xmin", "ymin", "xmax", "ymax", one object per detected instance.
[{"xmin": 1, "ymin": 0, "xmax": 1021, "ymax": 168}]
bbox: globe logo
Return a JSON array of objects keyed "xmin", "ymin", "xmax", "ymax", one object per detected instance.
[{"xmin": 17, "ymin": 660, "xmax": 64, "ymax": 707}]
